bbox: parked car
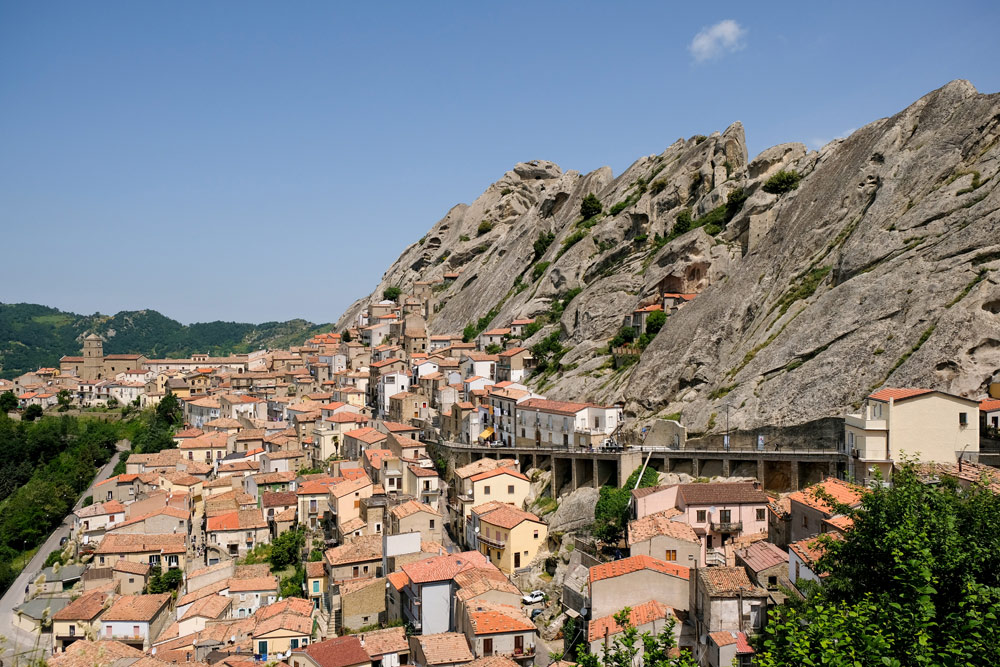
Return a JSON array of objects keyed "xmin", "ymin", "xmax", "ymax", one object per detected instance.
[
  {"xmin": 59, "ymin": 536, "xmax": 68, "ymax": 546},
  {"xmin": 522, "ymin": 590, "xmax": 544, "ymax": 605},
  {"xmin": 530, "ymin": 608, "xmax": 544, "ymax": 620}
]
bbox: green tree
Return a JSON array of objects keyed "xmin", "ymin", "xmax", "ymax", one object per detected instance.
[
  {"xmin": 645, "ymin": 311, "xmax": 667, "ymax": 336},
  {"xmin": 341, "ymin": 329, "xmax": 352, "ymax": 343},
  {"xmin": 580, "ymin": 193, "xmax": 603, "ymax": 220},
  {"xmin": 0, "ymin": 391, "xmax": 16, "ymax": 413},
  {"xmin": 576, "ymin": 608, "xmax": 696, "ymax": 667},
  {"xmin": 56, "ymin": 389, "xmax": 72, "ymax": 411},
  {"xmin": 23, "ymin": 404, "xmax": 43, "ymax": 421},
  {"xmin": 462, "ymin": 324, "xmax": 477, "ymax": 343},
  {"xmin": 383, "ymin": 286, "xmax": 402, "ymax": 301},
  {"xmin": 533, "ymin": 231, "xmax": 556, "ymax": 259},
  {"xmin": 155, "ymin": 392, "xmax": 182, "ymax": 426},
  {"xmin": 593, "ymin": 467, "xmax": 659, "ymax": 544},
  {"xmin": 269, "ymin": 528, "xmax": 306, "ymax": 570},
  {"xmin": 755, "ymin": 464, "xmax": 1000, "ymax": 666},
  {"xmin": 673, "ymin": 209, "xmax": 692, "ymax": 236},
  {"xmin": 477, "ymin": 220, "xmax": 494, "ymax": 235},
  {"xmin": 279, "ymin": 565, "xmax": 306, "ymax": 598},
  {"xmin": 485, "ymin": 343, "xmax": 502, "ymax": 355}
]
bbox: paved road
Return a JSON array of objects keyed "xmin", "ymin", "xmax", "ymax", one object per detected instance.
[{"xmin": 0, "ymin": 443, "xmax": 127, "ymax": 662}]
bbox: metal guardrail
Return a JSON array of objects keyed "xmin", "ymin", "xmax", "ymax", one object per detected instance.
[{"xmin": 434, "ymin": 438, "xmax": 841, "ymax": 457}]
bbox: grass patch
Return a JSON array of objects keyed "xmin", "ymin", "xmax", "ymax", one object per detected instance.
[
  {"xmin": 556, "ymin": 230, "xmax": 588, "ymax": 259},
  {"xmin": 532, "ymin": 261, "xmax": 551, "ymax": 281},
  {"xmin": 708, "ymin": 384, "xmax": 738, "ymax": 400},
  {"xmin": 946, "ymin": 269, "xmax": 989, "ymax": 307},
  {"xmin": 768, "ymin": 266, "xmax": 832, "ymax": 320}
]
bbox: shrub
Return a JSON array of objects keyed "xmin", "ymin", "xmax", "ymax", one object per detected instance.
[
  {"xmin": 580, "ymin": 193, "xmax": 603, "ymax": 219},
  {"xmin": 459, "ymin": 234, "xmax": 470, "ymax": 242},
  {"xmin": 532, "ymin": 261, "xmax": 550, "ymax": 281},
  {"xmin": 650, "ymin": 179, "xmax": 668, "ymax": 195},
  {"xmin": 477, "ymin": 220, "xmax": 493, "ymax": 235},
  {"xmin": 763, "ymin": 170, "xmax": 802, "ymax": 195},
  {"xmin": 485, "ymin": 344, "xmax": 502, "ymax": 354},
  {"xmin": 501, "ymin": 187, "xmax": 513, "ymax": 195},
  {"xmin": 523, "ymin": 321, "xmax": 543, "ymax": 338},
  {"xmin": 533, "ymin": 231, "xmax": 555, "ymax": 259},
  {"xmin": 383, "ymin": 286, "xmax": 401, "ymax": 301},
  {"xmin": 609, "ymin": 326, "xmax": 637, "ymax": 348},
  {"xmin": 673, "ymin": 209, "xmax": 692, "ymax": 236},
  {"xmin": 558, "ymin": 230, "xmax": 587, "ymax": 257},
  {"xmin": 645, "ymin": 310, "xmax": 667, "ymax": 335}
]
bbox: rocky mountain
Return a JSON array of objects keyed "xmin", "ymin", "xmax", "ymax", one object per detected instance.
[
  {"xmin": 0, "ymin": 303, "xmax": 332, "ymax": 378},
  {"xmin": 336, "ymin": 80, "xmax": 1000, "ymax": 434}
]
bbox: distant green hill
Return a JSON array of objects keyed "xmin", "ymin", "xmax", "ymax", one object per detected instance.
[{"xmin": 0, "ymin": 303, "xmax": 334, "ymax": 378}]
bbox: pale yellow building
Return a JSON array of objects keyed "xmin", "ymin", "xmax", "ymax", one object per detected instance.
[
  {"xmin": 471, "ymin": 502, "xmax": 548, "ymax": 574},
  {"xmin": 845, "ymin": 388, "xmax": 980, "ymax": 485}
]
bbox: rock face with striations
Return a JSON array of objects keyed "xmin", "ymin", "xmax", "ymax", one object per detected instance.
[{"xmin": 337, "ymin": 81, "xmax": 1000, "ymax": 435}]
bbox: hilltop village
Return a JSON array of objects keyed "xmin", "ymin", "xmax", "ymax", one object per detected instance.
[{"xmin": 4, "ymin": 282, "xmax": 1000, "ymax": 667}]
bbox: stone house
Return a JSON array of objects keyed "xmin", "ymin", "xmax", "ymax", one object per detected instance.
[
  {"xmin": 587, "ymin": 600, "xmax": 681, "ymax": 663},
  {"xmin": 469, "ymin": 503, "xmax": 547, "ymax": 574},
  {"xmin": 206, "ymin": 509, "xmax": 270, "ymax": 557},
  {"xmin": 409, "ymin": 632, "xmax": 475, "ymax": 667},
  {"xmin": 589, "ymin": 555, "xmax": 690, "ymax": 619},
  {"xmin": 462, "ymin": 602, "xmax": 536, "ymax": 666},
  {"xmin": 787, "ymin": 477, "xmax": 864, "ymax": 543},
  {"xmin": 389, "ymin": 499, "xmax": 443, "ymax": 544},
  {"xmin": 627, "ymin": 509, "xmax": 702, "ymax": 566},
  {"xmin": 340, "ymin": 576, "xmax": 387, "ymax": 633},
  {"xmin": 688, "ymin": 567, "xmax": 768, "ymax": 661},
  {"xmin": 98, "ymin": 593, "xmax": 171, "ymax": 651}
]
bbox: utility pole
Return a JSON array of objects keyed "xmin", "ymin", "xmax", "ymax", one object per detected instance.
[{"xmin": 724, "ymin": 402, "xmax": 731, "ymax": 451}]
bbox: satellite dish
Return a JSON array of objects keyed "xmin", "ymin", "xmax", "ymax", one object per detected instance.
[
  {"xmin": 709, "ymin": 506, "xmax": 717, "ymax": 514},
  {"xmin": 475, "ymin": 527, "xmax": 480, "ymax": 533}
]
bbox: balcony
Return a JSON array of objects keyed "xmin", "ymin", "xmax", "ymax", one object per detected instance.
[
  {"xmin": 478, "ymin": 533, "xmax": 506, "ymax": 548},
  {"xmin": 710, "ymin": 521, "xmax": 743, "ymax": 533},
  {"xmin": 845, "ymin": 413, "xmax": 887, "ymax": 431}
]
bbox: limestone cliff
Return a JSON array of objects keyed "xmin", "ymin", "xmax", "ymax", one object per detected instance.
[{"xmin": 336, "ymin": 80, "xmax": 1000, "ymax": 434}]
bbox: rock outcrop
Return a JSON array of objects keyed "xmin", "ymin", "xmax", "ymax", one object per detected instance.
[{"xmin": 337, "ymin": 80, "xmax": 1000, "ymax": 434}]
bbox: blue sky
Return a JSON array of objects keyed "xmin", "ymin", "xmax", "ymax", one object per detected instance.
[{"xmin": 2, "ymin": 1, "xmax": 998, "ymax": 324}]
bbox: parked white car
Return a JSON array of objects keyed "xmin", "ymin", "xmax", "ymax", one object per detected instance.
[{"xmin": 522, "ymin": 590, "xmax": 544, "ymax": 605}]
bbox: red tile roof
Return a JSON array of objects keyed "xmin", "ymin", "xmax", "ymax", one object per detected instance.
[
  {"xmin": 787, "ymin": 477, "xmax": 865, "ymax": 514},
  {"xmin": 588, "ymin": 600, "xmax": 675, "ymax": 642},
  {"xmin": 466, "ymin": 602, "xmax": 534, "ymax": 635},
  {"xmin": 735, "ymin": 540, "xmax": 788, "ymax": 573},
  {"xmin": 698, "ymin": 566, "xmax": 768, "ymax": 597},
  {"xmin": 470, "ymin": 466, "xmax": 528, "ymax": 483},
  {"xmin": 402, "ymin": 550, "xmax": 488, "ymax": 584},
  {"xmin": 980, "ymin": 398, "xmax": 1000, "ymax": 412},
  {"xmin": 101, "ymin": 594, "xmax": 170, "ymax": 621},
  {"xmin": 589, "ymin": 554, "xmax": 689, "ymax": 584},
  {"xmin": 868, "ymin": 387, "xmax": 932, "ymax": 402}
]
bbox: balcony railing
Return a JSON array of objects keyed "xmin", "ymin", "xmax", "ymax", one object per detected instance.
[
  {"xmin": 478, "ymin": 533, "xmax": 506, "ymax": 548},
  {"xmin": 711, "ymin": 521, "xmax": 743, "ymax": 533}
]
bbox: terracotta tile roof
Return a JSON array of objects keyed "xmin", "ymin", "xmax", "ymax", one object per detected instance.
[
  {"xmin": 709, "ymin": 630, "xmax": 754, "ymax": 652},
  {"xmin": 176, "ymin": 578, "xmax": 230, "ymax": 606},
  {"xmin": 297, "ymin": 636, "xmax": 370, "ymax": 667},
  {"xmin": 174, "ymin": 428, "xmax": 204, "ymax": 439},
  {"xmin": 255, "ymin": 596, "xmax": 313, "ymax": 620},
  {"xmin": 325, "ymin": 534, "xmax": 383, "ymax": 566},
  {"xmin": 387, "ymin": 570, "xmax": 410, "ymax": 591},
  {"xmin": 47, "ymin": 640, "xmax": 143, "ymax": 667},
  {"xmin": 677, "ymin": 482, "xmax": 768, "ymax": 506},
  {"xmin": 340, "ymin": 516, "xmax": 366, "ymax": 533},
  {"xmin": 409, "ymin": 464, "xmax": 439, "ymax": 478},
  {"xmin": 95, "ymin": 473, "xmax": 140, "ymax": 487},
  {"xmin": 252, "ymin": 612, "xmax": 312, "ymax": 637},
  {"xmin": 207, "ymin": 509, "xmax": 267, "ymax": 532},
  {"xmin": 735, "ymin": 540, "xmax": 788, "ymax": 572},
  {"xmin": 364, "ymin": 448, "xmax": 395, "ymax": 470},
  {"xmin": 101, "ymin": 593, "xmax": 170, "ymax": 621},
  {"xmin": 981, "ymin": 398, "xmax": 1000, "ymax": 412},
  {"xmin": 481, "ymin": 328, "xmax": 511, "ymax": 336},
  {"xmin": 787, "ymin": 477, "xmax": 865, "ymax": 514},
  {"xmin": 402, "ymin": 550, "xmax": 488, "ymax": 584},
  {"xmin": 96, "ymin": 533, "xmax": 186, "ymax": 555},
  {"xmin": 470, "ymin": 466, "xmax": 528, "ymax": 483},
  {"xmin": 454, "ymin": 566, "xmax": 521, "ymax": 600},
  {"xmin": 355, "ymin": 625, "xmax": 407, "ymax": 658},
  {"xmin": 476, "ymin": 503, "xmax": 543, "ymax": 530},
  {"xmin": 262, "ymin": 491, "xmax": 297, "ymax": 507},
  {"xmin": 589, "ymin": 554, "xmax": 690, "ymax": 584},
  {"xmin": 180, "ymin": 594, "xmax": 231, "ymax": 620},
  {"xmin": 390, "ymin": 499, "xmax": 441, "ymax": 519},
  {"xmin": 382, "ymin": 420, "xmax": 420, "ymax": 433},
  {"xmin": 414, "ymin": 632, "xmax": 474, "ymax": 665},
  {"xmin": 627, "ymin": 509, "xmax": 699, "ymax": 545},
  {"xmin": 868, "ymin": 387, "xmax": 933, "ymax": 402},
  {"xmin": 588, "ymin": 600, "xmax": 674, "ymax": 642},
  {"xmin": 330, "ymin": 476, "xmax": 373, "ymax": 498},
  {"xmin": 454, "ymin": 458, "xmax": 517, "ymax": 479},
  {"xmin": 345, "ymin": 427, "xmax": 388, "ymax": 444},
  {"xmin": 466, "ymin": 601, "xmax": 534, "ymax": 635},
  {"xmin": 698, "ymin": 566, "xmax": 768, "ymax": 597},
  {"xmin": 52, "ymin": 590, "xmax": 108, "ymax": 620},
  {"xmin": 188, "ymin": 561, "xmax": 231, "ymax": 579},
  {"xmin": 822, "ymin": 515, "xmax": 855, "ymax": 533},
  {"xmin": 228, "ymin": 576, "xmax": 278, "ymax": 593},
  {"xmin": 113, "ymin": 506, "xmax": 189, "ymax": 529},
  {"xmin": 112, "ymin": 559, "xmax": 152, "ymax": 575},
  {"xmin": 75, "ymin": 500, "xmax": 125, "ymax": 518},
  {"xmin": 306, "ymin": 561, "xmax": 326, "ymax": 578},
  {"xmin": 788, "ymin": 533, "xmax": 843, "ymax": 568},
  {"xmin": 518, "ymin": 397, "xmax": 605, "ymax": 415}
]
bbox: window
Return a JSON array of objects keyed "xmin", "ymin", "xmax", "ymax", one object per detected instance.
[
  {"xmin": 313, "ymin": 581, "xmax": 319, "ymax": 593},
  {"xmin": 696, "ymin": 510, "xmax": 706, "ymax": 523},
  {"xmin": 429, "ymin": 519, "xmax": 435, "ymax": 529},
  {"xmin": 508, "ymin": 485, "xmax": 515, "ymax": 495},
  {"xmin": 664, "ymin": 549, "xmax": 677, "ymax": 561},
  {"xmin": 533, "ymin": 530, "xmax": 539, "ymax": 539},
  {"xmin": 484, "ymin": 485, "xmax": 491, "ymax": 495},
  {"xmin": 719, "ymin": 509, "xmax": 731, "ymax": 523},
  {"xmin": 756, "ymin": 508, "xmax": 766, "ymax": 521},
  {"xmin": 129, "ymin": 577, "xmax": 135, "ymax": 584},
  {"xmin": 290, "ymin": 639, "xmax": 299, "ymax": 649},
  {"xmin": 960, "ymin": 412, "xmax": 968, "ymax": 426},
  {"xmin": 133, "ymin": 625, "xmax": 140, "ymax": 637},
  {"xmin": 69, "ymin": 625, "xmax": 76, "ymax": 636},
  {"xmin": 363, "ymin": 565, "xmax": 369, "ymax": 574},
  {"xmin": 802, "ymin": 515, "xmax": 809, "ymax": 528}
]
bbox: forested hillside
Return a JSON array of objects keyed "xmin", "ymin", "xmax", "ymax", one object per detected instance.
[{"xmin": 0, "ymin": 303, "xmax": 332, "ymax": 378}]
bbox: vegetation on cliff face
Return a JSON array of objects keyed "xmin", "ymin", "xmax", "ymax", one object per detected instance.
[{"xmin": 0, "ymin": 302, "xmax": 331, "ymax": 378}]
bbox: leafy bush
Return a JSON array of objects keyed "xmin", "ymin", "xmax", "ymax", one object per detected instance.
[
  {"xmin": 673, "ymin": 209, "xmax": 692, "ymax": 236},
  {"xmin": 558, "ymin": 230, "xmax": 587, "ymax": 257},
  {"xmin": 23, "ymin": 405, "xmax": 42, "ymax": 421},
  {"xmin": 269, "ymin": 528, "xmax": 305, "ymax": 570},
  {"xmin": 533, "ymin": 231, "xmax": 555, "ymax": 259},
  {"xmin": 500, "ymin": 187, "xmax": 513, "ymax": 196},
  {"xmin": 523, "ymin": 322, "xmax": 543, "ymax": 338},
  {"xmin": 477, "ymin": 220, "xmax": 493, "ymax": 236},
  {"xmin": 532, "ymin": 261, "xmax": 551, "ymax": 281},
  {"xmin": 532, "ymin": 332, "xmax": 566, "ymax": 374},
  {"xmin": 383, "ymin": 287, "xmax": 401, "ymax": 301},
  {"xmin": 645, "ymin": 310, "xmax": 667, "ymax": 335},
  {"xmin": 580, "ymin": 193, "xmax": 603, "ymax": 219},
  {"xmin": 609, "ymin": 326, "xmax": 637, "ymax": 348},
  {"xmin": 762, "ymin": 170, "xmax": 802, "ymax": 195},
  {"xmin": 650, "ymin": 179, "xmax": 668, "ymax": 196},
  {"xmin": 485, "ymin": 344, "xmax": 502, "ymax": 354},
  {"xmin": 459, "ymin": 234, "xmax": 470, "ymax": 242}
]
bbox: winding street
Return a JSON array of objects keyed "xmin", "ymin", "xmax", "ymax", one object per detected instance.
[{"xmin": 0, "ymin": 441, "xmax": 129, "ymax": 664}]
